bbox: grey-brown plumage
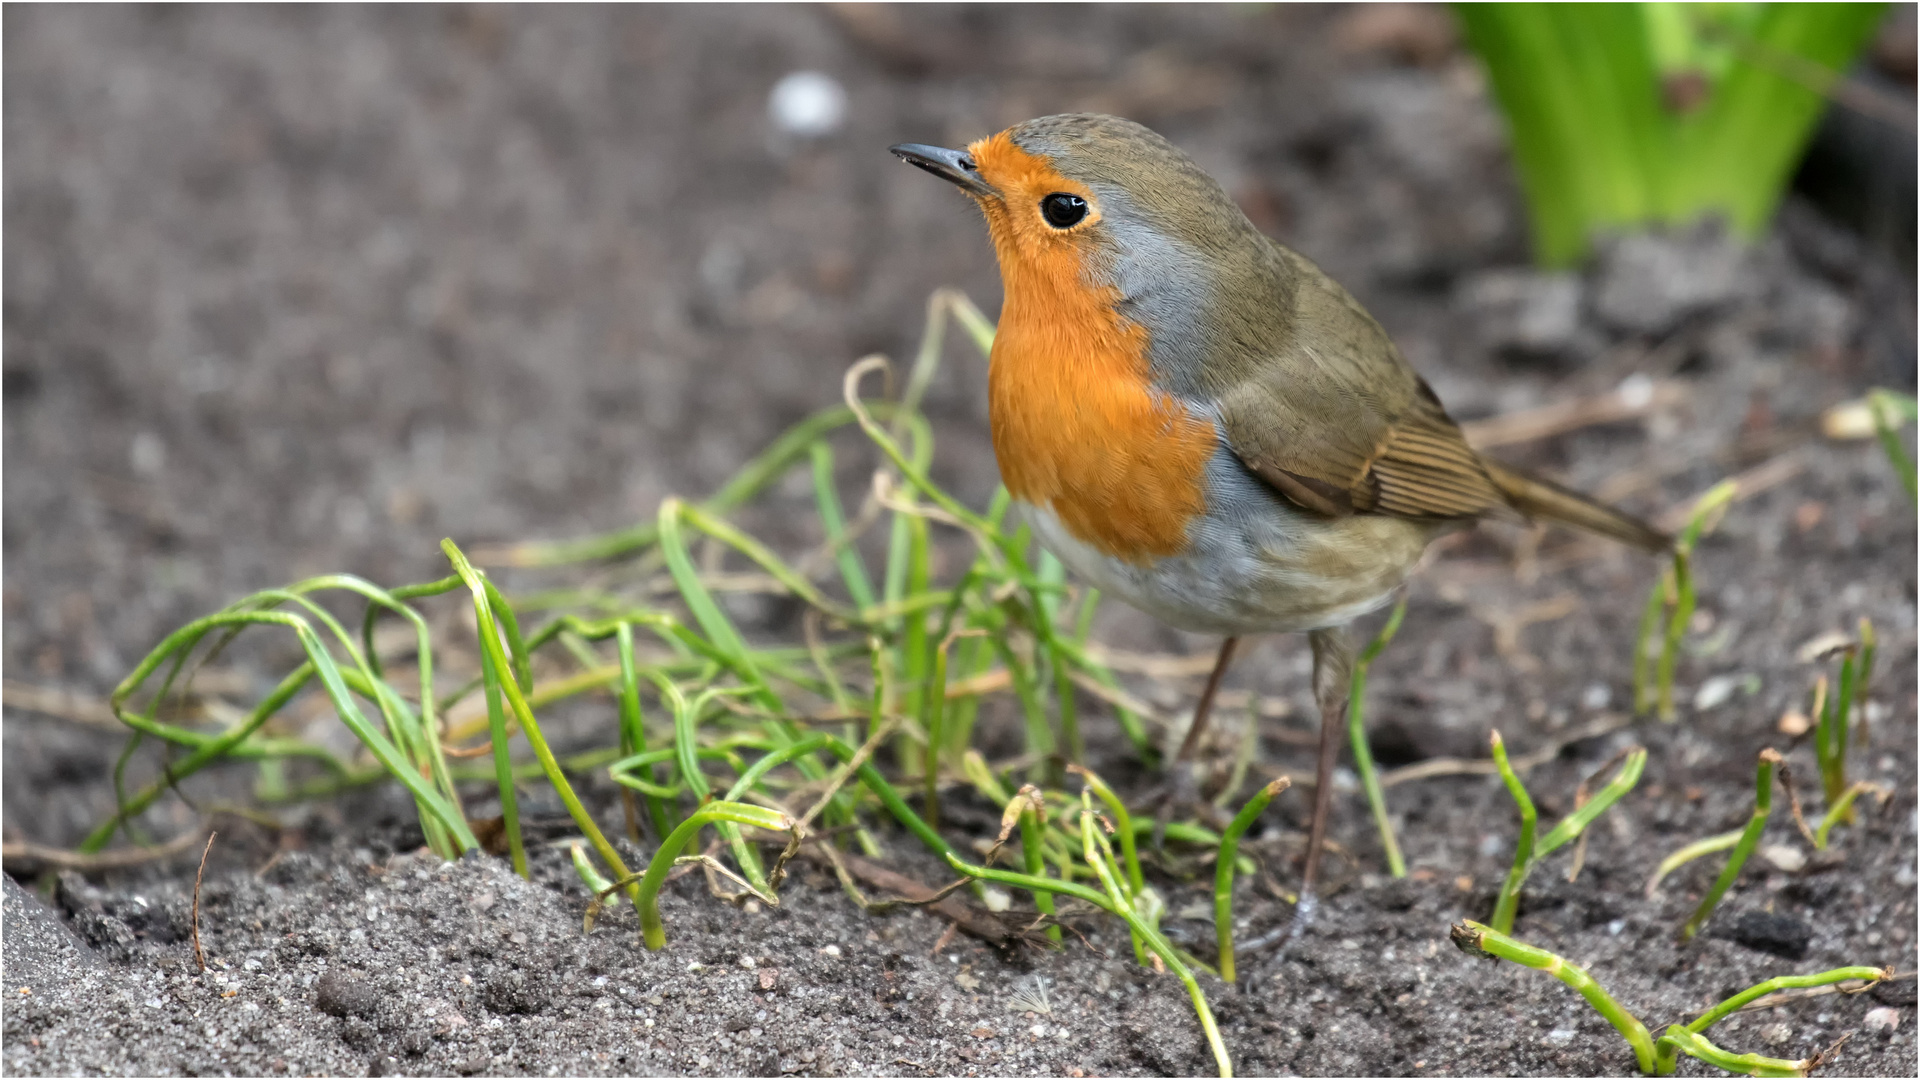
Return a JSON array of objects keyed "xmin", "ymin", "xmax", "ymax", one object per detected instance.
[{"xmin": 1009, "ymin": 113, "xmax": 1670, "ymax": 553}]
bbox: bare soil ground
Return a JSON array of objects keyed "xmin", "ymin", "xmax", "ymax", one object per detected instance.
[{"xmin": 4, "ymin": 6, "xmax": 1915, "ymax": 1077}]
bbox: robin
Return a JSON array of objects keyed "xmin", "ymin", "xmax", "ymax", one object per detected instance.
[{"xmin": 890, "ymin": 114, "xmax": 1666, "ymax": 927}]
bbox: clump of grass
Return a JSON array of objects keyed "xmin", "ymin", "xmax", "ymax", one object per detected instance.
[
  {"xmin": 89, "ymin": 287, "xmax": 1276, "ymax": 1010},
  {"xmin": 1453, "ymin": 919, "xmax": 1887, "ymax": 1076},
  {"xmin": 939, "ymin": 788, "xmax": 1235, "ymax": 1077},
  {"xmin": 1488, "ymin": 730, "xmax": 1646, "ymax": 933},
  {"xmin": 1634, "ymin": 480, "xmax": 1737, "ymax": 720},
  {"xmin": 88, "ymin": 291, "xmax": 1121, "ymax": 912}
]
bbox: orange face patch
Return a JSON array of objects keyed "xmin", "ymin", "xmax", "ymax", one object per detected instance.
[{"xmin": 968, "ymin": 131, "xmax": 1216, "ymax": 564}]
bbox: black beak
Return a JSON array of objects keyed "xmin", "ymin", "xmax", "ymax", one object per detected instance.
[{"xmin": 889, "ymin": 143, "xmax": 993, "ymax": 197}]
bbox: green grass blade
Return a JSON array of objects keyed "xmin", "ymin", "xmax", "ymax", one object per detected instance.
[
  {"xmin": 1490, "ymin": 730, "xmax": 1538, "ymax": 933},
  {"xmin": 1216, "ymin": 778, "xmax": 1289, "ymax": 983},
  {"xmin": 1451, "ymin": 920, "xmax": 1657, "ymax": 1075},
  {"xmin": 1349, "ymin": 597, "xmax": 1408, "ymax": 877},
  {"xmin": 1679, "ymin": 748, "xmax": 1779, "ymax": 943},
  {"xmin": 632, "ymin": 802, "xmax": 795, "ymax": 949},
  {"xmin": 83, "ymin": 662, "xmax": 316, "ymax": 852},
  {"xmin": 480, "ymin": 639, "xmax": 528, "ymax": 878},
  {"xmin": 809, "ymin": 441, "xmax": 878, "ymax": 612},
  {"xmin": 1538, "ymin": 747, "xmax": 1646, "ymax": 854},
  {"xmin": 497, "ymin": 401, "xmax": 903, "ymax": 566},
  {"xmin": 445, "ymin": 540, "xmax": 629, "ymax": 896}
]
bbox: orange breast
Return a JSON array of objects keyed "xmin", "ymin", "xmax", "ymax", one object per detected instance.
[{"xmin": 971, "ymin": 134, "xmax": 1217, "ymax": 564}]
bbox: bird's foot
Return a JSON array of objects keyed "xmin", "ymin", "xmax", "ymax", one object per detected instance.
[{"xmin": 1240, "ymin": 889, "xmax": 1319, "ymax": 957}]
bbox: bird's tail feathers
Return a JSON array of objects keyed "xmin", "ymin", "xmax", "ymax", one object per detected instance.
[{"xmin": 1481, "ymin": 459, "xmax": 1671, "ymax": 553}]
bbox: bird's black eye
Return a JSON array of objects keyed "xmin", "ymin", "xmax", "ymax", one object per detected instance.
[{"xmin": 1040, "ymin": 193, "xmax": 1088, "ymax": 229}]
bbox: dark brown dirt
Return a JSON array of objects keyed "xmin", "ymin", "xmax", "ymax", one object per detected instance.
[{"xmin": 4, "ymin": 6, "xmax": 1915, "ymax": 1077}]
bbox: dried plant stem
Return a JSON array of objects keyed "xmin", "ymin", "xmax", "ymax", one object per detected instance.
[{"xmin": 192, "ymin": 832, "xmax": 217, "ymax": 974}]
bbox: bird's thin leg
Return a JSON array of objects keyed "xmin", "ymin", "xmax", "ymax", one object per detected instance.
[
  {"xmin": 1235, "ymin": 626, "xmax": 1354, "ymax": 959},
  {"xmin": 1175, "ymin": 636, "xmax": 1240, "ymax": 766},
  {"xmin": 1142, "ymin": 636, "xmax": 1240, "ymax": 838},
  {"xmin": 1297, "ymin": 626, "xmax": 1354, "ymax": 929}
]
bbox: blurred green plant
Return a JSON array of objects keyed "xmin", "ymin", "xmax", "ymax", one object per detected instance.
[
  {"xmin": 1633, "ymin": 479, "xmax": 1736, "ymax": 721},
  {"xmin": 1811, "ymin": 618, "xmax": 1875, "ymax": 824},
  {"xmin": 1866, "ymin": 390, "xmax": 1917, "ymax": 500},
  {"xmin": 1457, "ymin": 3, "xmax": 1890, "ymax": 266}
]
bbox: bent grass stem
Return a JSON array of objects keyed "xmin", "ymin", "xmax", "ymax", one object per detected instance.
[
  {"xmin": 1490, "ymin": 731, "xmax": 1646, "ymax": 933},
  {"xmin": 1216, "ymin": 777, "xmax": 1289, "ymax": 982},
  {"xmin": 1679, "ymin": 749, "xmax": 1780, "ymax": 944}
]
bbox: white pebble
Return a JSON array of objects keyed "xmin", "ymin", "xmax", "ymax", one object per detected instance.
[
  {"xmin": 1692, "ymin": 674, "xmax": 1740, "ymax": 711},
  {"xmin": 1760, "ymin": 844, "xmax": 1807, "ymax": 873},
  {"xmin": 1865, "ymin": 1007, "xmax": 1901, "ymax": 1033},
  {"xmin": 769, "ymin": 71, "xmax": 846, "ymax": 137},
  {"xmin": 1616, "ymin": 374, "xmax": 1655, "ymax": 410}
]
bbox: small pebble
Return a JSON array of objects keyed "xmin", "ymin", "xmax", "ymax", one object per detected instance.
[
  {"xmin": 768, "ymin": 71, "xmax": 846, "ymax": 137},
  {"xmin": 1710, "ymin": 910, "xmax": 1812, "ymax": 960},
  {"xmin": 1760, "ymin": 844, "xmax": 1807, "ymax": 873},
  {"xmin": 1543, "ymin": 1028, "xmax": 1575, "ymax": 1046},
  {"xmin": 1692, "ymin": 674, "xmax": 1740, "ymax": 711},
  {"xmin": 1864, "ymin": 1008, "xmax": 1901, "ymax": 1034},
  {"xmin": 1760, "ymin": 1023, "xmax": 1792, "ymax": 1047}
]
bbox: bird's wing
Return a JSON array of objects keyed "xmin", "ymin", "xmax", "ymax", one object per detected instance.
[{"xmin": 1211, "ymin": 254, "xmax": 1504, "ymax": 521}]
